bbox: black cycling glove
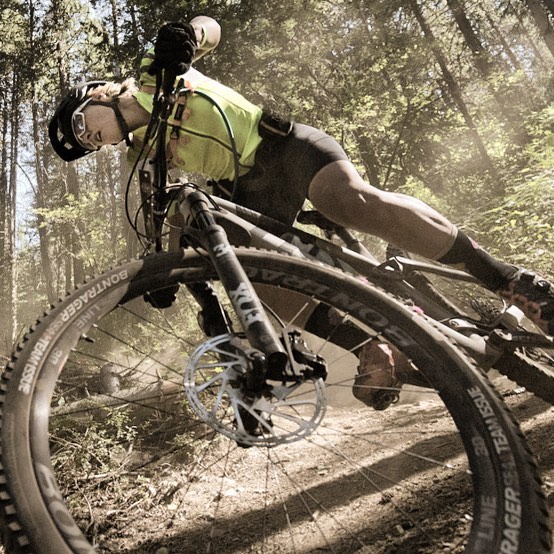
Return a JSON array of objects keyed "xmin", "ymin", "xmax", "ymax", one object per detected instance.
[
  {"xmin": 148, "ymin": 21, "xmax": 197, "ymax": 76},
  {"xmin": 144, "ymin": 284, "xmax": 180, "ymax": 309}
]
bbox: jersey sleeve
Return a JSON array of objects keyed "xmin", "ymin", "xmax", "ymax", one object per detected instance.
[{"xmin": 138, "ymin": 46, "xmax": 157, "ymax": 88}]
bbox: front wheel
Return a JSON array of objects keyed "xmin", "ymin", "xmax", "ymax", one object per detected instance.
[{"xmin": 0, "ymin": 249, "xmax": 551, "ymax": 553}]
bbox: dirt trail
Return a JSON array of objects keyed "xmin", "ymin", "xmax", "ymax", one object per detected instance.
[
  {"xmin": 0, "ymin": 377, "xmax": 551, "ymax": 554},
  {"xmin": 120, "ymin": 378, "xmax": 554, "ymax": 553}
]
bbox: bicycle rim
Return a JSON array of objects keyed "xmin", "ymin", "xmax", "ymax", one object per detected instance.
[{"xmin": 0, "ymin": 250, "xmax": 550, "ymax": 553}]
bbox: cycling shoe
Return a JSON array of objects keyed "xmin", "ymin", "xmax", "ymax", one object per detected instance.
[
  {"xmin": 497, "ymin": 269, "xmax": 554, "ymax": 334},
  {"xmin": 353, "ymin": 340, "xmax": 404, "ymax": 410}
]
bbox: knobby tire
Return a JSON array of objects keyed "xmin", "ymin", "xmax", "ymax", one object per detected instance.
[{"xmin": 0, "ymin": 249, "xmax": 550, "ymax": 553}]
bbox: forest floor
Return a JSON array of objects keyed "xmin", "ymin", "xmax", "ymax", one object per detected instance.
[
  {"xmin": 92, "ymin": 378, "xmax": 554, "ymax": 554},
  {"xmin": 0, "ymin": 375, "xmax": 552, "ymax": 554},
  {"xmin": 120, "ymin": 380, "xmax": 553, "ymax": 554}
]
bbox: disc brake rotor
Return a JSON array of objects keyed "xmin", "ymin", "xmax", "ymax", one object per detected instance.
[{"xmin": 184, "ymin": 334, "xmax": 326, "ymax": 447}]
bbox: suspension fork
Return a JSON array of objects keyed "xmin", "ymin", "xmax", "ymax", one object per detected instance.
[{"xmin": 181, "ymin": 189, "xmax": 288, "ymax": 375}]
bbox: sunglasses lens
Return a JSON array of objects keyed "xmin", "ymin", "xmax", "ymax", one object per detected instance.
[{"xmin": 72, "ymin": 112, "xmax": 86, "ymax": 138}]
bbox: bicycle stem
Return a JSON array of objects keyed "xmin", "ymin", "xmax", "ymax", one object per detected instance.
[{"xmin": 182, "ymin": 189, "xmax": 288, "ymax": 374}]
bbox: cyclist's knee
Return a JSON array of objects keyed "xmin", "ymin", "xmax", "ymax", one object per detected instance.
[{"xmin": 308, "ymin": 162, "xmax": 387, "ymax": 230}]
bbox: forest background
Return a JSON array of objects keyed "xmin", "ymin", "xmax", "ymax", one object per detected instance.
[{"xmin": 0, "ymin": 0, "xmax": 554, "ymax": 354}]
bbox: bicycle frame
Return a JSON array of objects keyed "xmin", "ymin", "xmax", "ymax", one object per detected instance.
[{"xmin": 175, "ymin": 184, "xmax": 553, "ymax": 374}]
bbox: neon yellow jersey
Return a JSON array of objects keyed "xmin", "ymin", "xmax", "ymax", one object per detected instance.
[{"xmin": 128, "ymin": 49, "xmax": 263, "ymax": 181}]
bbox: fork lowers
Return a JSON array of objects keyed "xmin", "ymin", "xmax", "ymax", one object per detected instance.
[{"xmin": 185, "ymin": 190, "xmax": 289, "ymax": 371}]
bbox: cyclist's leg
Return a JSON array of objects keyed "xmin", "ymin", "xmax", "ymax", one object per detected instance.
[
  {"xmin": 307, "ymin": 159, "xmax": 457, "ymax": 259},
  {"xmin": 308, "ymin": 159, "xmax": 554, "ymax": 333},
  {"xmin": 256, "ymin": 291, "xmax": 412, "ymax": 409}
]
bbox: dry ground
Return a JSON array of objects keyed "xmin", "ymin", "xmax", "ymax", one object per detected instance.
[{"xmin": 0, "ymin": 375, "xmax": 552, "ymax": 554}]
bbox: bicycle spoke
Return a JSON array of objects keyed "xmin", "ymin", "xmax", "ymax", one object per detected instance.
[{"xmin": 3, "ymin": 251, "xmax": 548, "ymax": 553}]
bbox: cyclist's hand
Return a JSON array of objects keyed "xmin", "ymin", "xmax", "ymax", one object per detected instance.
[{"xmin": 148, "ymin": 21, "xmax": 197, "ymax": 76}]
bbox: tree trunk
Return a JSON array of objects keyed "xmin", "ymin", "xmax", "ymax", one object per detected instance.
[
  {"xmin": 540, "ymin": 0, "xmax": 554, "ymax": 21},
  {"xmin": 350, "ymin": 130, "xmax": 381, "ymax": 189},
  {"xmin": 109, "ymin": 0, "xmax": 121, "ymax": 78},
  {"xmin": 409, "ymin": 0, "xmax": 497, "ymax": 181},
  {"xmin": 484, "ymin": 13, "xmax": 523, "ymax": 72},
  {"xmin": 0, "ymin": 86, "xmax": 10, "ymax": 352},
  {"xmin": 119, "ymin": 148, "xmax": 139, "ymax": 260},
  {"xmin": 6, "ymin": 73, "xmax": 19, "ymax": 350},
  {"xmin": 526, "ymin": 0, "xmax": 554, "ymax": 58},
  {"xmin": 109, "ymin": 0, "xmax": 140, "ymax": 260},
  {"xmin": 28, "ymin": 3, "xmax": 56, "ymax": 304},
  {"xmin": 446, "ymin": 0, "xmax": 494, "ymax": 75},
  {"xmin": 53, "ymin": 379, "xmax": 182, "ymax": 417},
  {"xmin": 66, "ymin": 161, "xmax": 85, "ymax": 286},
  {"xmin": 446, "ymin": 0, "xmax": 529, "ymax": 143},
  {"xmin": 513, "ymin": 8, "xmax": 548, "ymax": 66},
  {"xmin": 0, "ymin": 93, "xmax": 8, "ymax": 283}
]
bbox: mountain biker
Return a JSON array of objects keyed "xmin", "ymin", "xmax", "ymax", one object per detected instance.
[{"xmin": 48, "ymin": 16, "xmax": 553, "ymax": 406}]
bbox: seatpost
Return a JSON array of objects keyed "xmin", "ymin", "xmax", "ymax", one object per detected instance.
[{"xmin": 183, "ymin": 189, "xmax": 288, "ymax": 373}]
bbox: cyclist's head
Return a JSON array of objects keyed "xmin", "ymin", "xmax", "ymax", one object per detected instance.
[{"xmin": 49, "ymin": 79, "xmax": 138, "ymax": 162}]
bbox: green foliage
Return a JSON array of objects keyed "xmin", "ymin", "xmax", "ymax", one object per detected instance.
[
  {"xmin": 3, "ymin": 0, "xmax": 554, "ymax": 346},
  {"xmin": 33, "ymin": 184, "xmax": 127, "ymax": 274},
  {"xmin": 465, "ymin": 105, "xmax": 554, "ymax": 277},
  {"xmin": 52, "ymin": 408, "xmax": 138, "ymax": 476}
]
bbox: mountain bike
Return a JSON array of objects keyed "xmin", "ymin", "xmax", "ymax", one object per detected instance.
[
  {"xmin": 0, "ymin": 181, "xmax": 551, "ymax": 553},
  {"xmin": 1, "ymin": 69, "xmax": 552, "ymax": 552},
  {"xmin": 200, "ymin": 193, "xmax": 554, "ymax": 406}
]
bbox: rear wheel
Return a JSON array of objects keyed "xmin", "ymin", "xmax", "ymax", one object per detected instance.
[
  {"xmin": 0, "ymin": 250, "xmax": 551, "ymax": 553},
  {"xmin": 386, "ymin": 244, "xmax": 554, "ymax": 404}
]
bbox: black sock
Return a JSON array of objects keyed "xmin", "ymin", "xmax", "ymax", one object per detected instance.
[{"xmin": 437, "ymin": 231, "xmax": 517, "ymax": 291}]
